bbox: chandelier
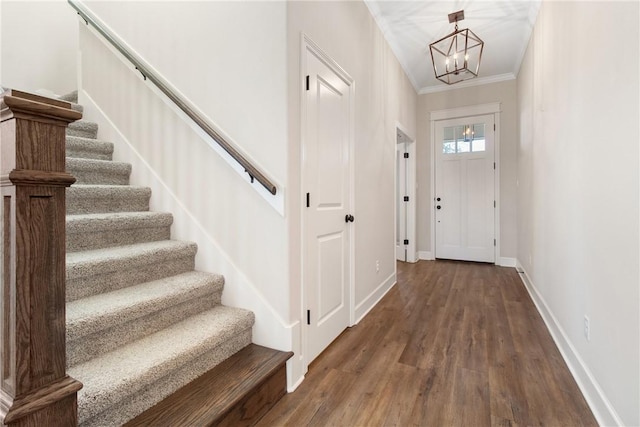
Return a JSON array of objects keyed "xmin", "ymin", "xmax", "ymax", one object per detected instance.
[{"xmin": 429, "ymin": 10, "xmax": 484, "ymax": 85}]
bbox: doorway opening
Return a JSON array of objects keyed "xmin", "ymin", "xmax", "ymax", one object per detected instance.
[{"xmin": 395, "ymin": 126, "xmax": 417, "ymax": 263}]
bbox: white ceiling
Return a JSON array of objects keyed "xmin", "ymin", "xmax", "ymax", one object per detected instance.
[{"xmin": 364, "ymin": 0, "xmax": 541, "ymax": 94}]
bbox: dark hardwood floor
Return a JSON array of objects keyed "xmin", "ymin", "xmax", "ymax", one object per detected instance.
[{"xmin": 257, "ymin": 260, "xmax": 597, "ymax": 426}]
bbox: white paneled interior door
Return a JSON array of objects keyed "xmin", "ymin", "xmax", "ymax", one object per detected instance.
[{"xmin": 303, "ymin": 46, "xmax": 353, "ymax": 364}]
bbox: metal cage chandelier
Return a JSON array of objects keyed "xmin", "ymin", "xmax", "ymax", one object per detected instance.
[{"xmin": 429, "ymin": 10, "xmax": 484, "ymax": 85}]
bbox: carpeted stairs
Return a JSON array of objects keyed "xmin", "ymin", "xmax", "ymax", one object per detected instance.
[{"xmin": 62, "ymin": 91, "xmax": 255, "ymax": 426}]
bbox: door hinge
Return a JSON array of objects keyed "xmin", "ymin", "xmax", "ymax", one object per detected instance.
[
  {"xmin": 403, "ymin": 152, "xmax": 409, "ymax": 159},
  {"xmin": 494, "ymin": 123, "xmax": 496, "ymax": 131},
  {"xmin": 404, "ymin": 196, "xmax": 409, "ymax": 202},
  {"xmin": 494, "ymin": 239, "xmax": 496, "ymax": 246},
  {"xmin": 306, "ymin": 192, "xmax": 310, "ymax": 208},
  {"xmin": 404, "ymin": 239, "xmax": 409, "ymax": 245},
  {"xmin": 307, "ymin": 310, "xmax": 311, "ymax": 325},
  {"xmin": 306, "ymin": 75, "xmax": 310, "ymax": 91},
  {"xmin": 493, "ymin": 162, "xmax": 496, "ymax": 170},
  {"xmin": 494, "ymin": 200, "xmax": 496, "ymax": 208}
]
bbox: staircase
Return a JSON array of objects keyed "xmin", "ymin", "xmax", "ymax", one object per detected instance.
[{"xmin": 61, "ymin": 92, "xmax": 289, "ymax": 426}]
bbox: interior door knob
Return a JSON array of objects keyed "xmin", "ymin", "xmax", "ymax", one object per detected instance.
[
  {"xmin": 436, "ymin": 205, "xmax": 441, "ymax": 210},
  {"xmin": 437, "ymin": 197, "xmax": 441, "ymax": 201},
  {"xmin": 345, "ymin": 214, "xmax": 354, "ymax": 223}
]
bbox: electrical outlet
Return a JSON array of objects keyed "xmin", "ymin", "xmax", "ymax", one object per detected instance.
[
  {"xmin": 584, "ymin": 315, "xmax": 590, "ymax": 341},
  {"xmin": 375, "ymin": 260, "xmax": 380, "ymax": 273}
]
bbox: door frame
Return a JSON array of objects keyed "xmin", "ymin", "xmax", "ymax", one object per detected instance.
[
  {"xmin": 395, "ymin": 123, "xmax": 417, "ymax": 263},
  {"xmin": 429, "ymin": 102, "xmax": 501, "ymax": 263},
  {"xmin": 300, "ymin": 33, "xmax": 356, "ymax": 370}
]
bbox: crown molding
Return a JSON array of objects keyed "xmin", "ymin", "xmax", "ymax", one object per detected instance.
[{"xmin": 418, "ymin": 72, "xmax": 516, "ymax": 95}]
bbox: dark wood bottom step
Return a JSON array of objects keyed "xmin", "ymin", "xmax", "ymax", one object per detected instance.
[{"xmin": 124, "ymin": 344, "xmax": 293, "ymax": 427}]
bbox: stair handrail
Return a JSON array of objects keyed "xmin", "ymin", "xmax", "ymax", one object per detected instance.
[{"xmin": 68, "ymin": 0, "xmax": 277, "ymax": 196}]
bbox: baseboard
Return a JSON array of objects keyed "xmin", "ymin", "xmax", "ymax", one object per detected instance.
[
  {"xmin": 515, "ymin": 260, "xmax": 623, "ymax": 427},
  {"xmin": 286, "ymin": 321, "xmax": 304, "ymax": 392},
  {"xmin": 354, "ymin": 272, "xmax": 396, "ymax": 323},
  {"xmin": 498, "ymin": 257, "xmax": 517, "ymax": 267},
  {"xmin": 286, "ymin": 365, "xmax": 305, "ymax": 393},
  {"xmin": 418, "ymin": 251, "xmax": 434, "ymax": 260}
]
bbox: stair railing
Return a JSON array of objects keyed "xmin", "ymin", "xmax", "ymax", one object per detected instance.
[{"xmin": 68, "ymin": 0, "xmax": 277, "ymax": 196}]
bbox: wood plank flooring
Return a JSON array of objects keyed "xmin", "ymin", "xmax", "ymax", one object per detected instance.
[{"xmin": 257, "ymin": 260, "xmax": 597, "ymax": 426}]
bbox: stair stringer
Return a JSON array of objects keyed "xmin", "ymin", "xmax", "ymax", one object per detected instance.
[{"xmin": 78, "ymin": 89, "xmax": 305, "ymax": 391}]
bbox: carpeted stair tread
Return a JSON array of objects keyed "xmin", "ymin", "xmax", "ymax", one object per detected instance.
[
  {"xmin": 70, "ymin": 102, "xmax": 83, "ymax": 113},
  {"xmin": 59, "ymin": 90, "xmax": 78, "ymax": 103},
  {"xmin": 67, "ymin": 185, "xmax": 151, "ymax": 214},
  {"xmin": 66, "ymin": 271, "xmax": 224, "ymax": 366},
  {"xmin": 67, "ymin": 211, "xmax": 172, "ymax": 233},
  {"xmin": 67, "ymin": 157, "xmax": 131, "ymax": 185},
  {"xmin": 68, "ymin": 120, "xmax": 98, "ymax": 139},
  {"xmin": 58, "ymin": 91, "xmax": 83, "ymax": 112},
  {"xmin": 69, "ymin": 306, "xmax": 255, "ymax": 425},
  {"xmin": 66, "ymin": 240, "xmax": 197, "ymax": 301},
  {"xmin": 66, "ymin": 135, "xmax": 114, "ymax": 160},
  {"xmin": 67, "ymin": 211, "xmax": 173, "ymax": 251},
  {"xmin": 67, "ymin": 240, "xmax": 196, "ymax": 270},
  {"xmin": 67, "ymin": 271, "xmax": 224, "ymax": 339}
]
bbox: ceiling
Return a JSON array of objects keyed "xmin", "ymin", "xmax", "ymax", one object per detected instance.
[{"xmin": 364, "ymin": 0, "xmax": 541, "ymax": 94}]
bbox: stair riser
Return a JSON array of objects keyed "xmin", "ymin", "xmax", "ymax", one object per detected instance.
[
  {"xmin": 66, "ymin": 147, "xmax": 112, "ymax": 161},
  {"xmin": 68, "ymin": 292, "xmax": 221, "ymax": 367},
  {"xmin": 79, "ymin": 329, "xmax": 252, "ymax": 427},
  {"xmin": 66, "ymin": 136, "xmax": 114, "ymax": 161},
  {"xmin": 67, "ymin": 189, "xmax": 151, "ymax": 214},
  {"xmin": 67, "ymin": 256, "xmax": 195, "ymax": 302},
  {"xmin": 69, "ymin": 167, "xmax": 130, "ymax": 185},
  {"xmin": 67, "ymin": 226, "xmax": 171, "ymax": 252},
  {"xmin": 67, "ymin": 126, "xmax": 98, "ymax": 140},
  {"xmin": 217, "ymin": 364, "xmax": 287, "ymax": 427}
]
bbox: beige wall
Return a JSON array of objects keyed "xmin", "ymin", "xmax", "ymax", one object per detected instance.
[
  {"xmin": 287, "ymin": 0, "xmax": 417, "ymax": 380},
  {"xmin": 517, "ymin": 2, "xmax": 639, "ymax": 425},
  {"xmin": 417, "ymin": 80, "xmax": 518, "ymax": 259},
  {"xmin": 1, "ymin": 0, "xmax": 78, "ymax": 94}
]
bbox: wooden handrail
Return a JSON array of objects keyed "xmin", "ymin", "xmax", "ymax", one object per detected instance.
[
  {"xmin": 68, "ymin": 0, "xmax": 277, "ymax": 196},
  {"xmin": 1, "ymin": 89, "xmax": 83, "ymax": 425}
]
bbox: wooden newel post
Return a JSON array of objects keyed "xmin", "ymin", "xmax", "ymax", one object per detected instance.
[{"xmin": 0, "ymin": 90, "xmax": 82, "ymax": 426}]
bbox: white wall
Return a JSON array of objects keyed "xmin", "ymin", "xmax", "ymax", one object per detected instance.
[
  {"xmin": 517, "ymin": 2, "xmax": 639, "ymax": 425},
  {"xmin": 416, "ymin": 81, "xmax": 518, "ymax": 260},
  {"xmin": 0, "ymin": 0, "xmax": 77, "ymax": 94},
  {"xmin": 76, "ymin": 1, "xmax": 291, "ymax": 351},
  {"xmin": 287, "ymin": 0, "xmax": 417, "ymax": 380}
]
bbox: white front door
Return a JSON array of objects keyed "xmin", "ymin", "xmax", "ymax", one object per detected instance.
[
  {"xmin": 303, "ymin": 47, "xmax": 353, "ymax": 364},
  {"xmin": 435, "ymin": 115, "xmax": 495, "ymax": 263}
]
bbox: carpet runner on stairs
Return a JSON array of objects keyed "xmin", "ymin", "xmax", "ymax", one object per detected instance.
[{"xmin": 63, "ymin": 91, "xmax": 264, "ymax": 426}]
